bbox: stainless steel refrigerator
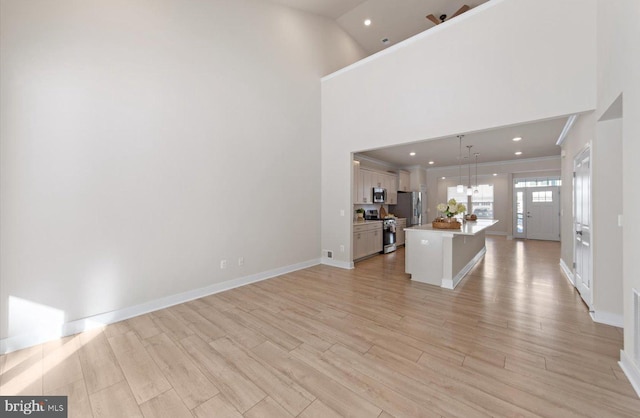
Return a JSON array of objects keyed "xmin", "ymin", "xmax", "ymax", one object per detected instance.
[{"xmin": 391, "ymin": 191, "xmax": 423, "ymax": 226}]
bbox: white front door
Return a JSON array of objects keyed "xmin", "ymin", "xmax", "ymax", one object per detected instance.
[
  {"xmin": 525, "ymin": 187, "xmax": 560, "ymax": 241},
  {"xmin": 574, "ymin": 148, "xmax": 592, "ymax": 308}
]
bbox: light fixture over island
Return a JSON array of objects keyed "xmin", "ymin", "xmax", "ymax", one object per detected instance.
[{"xmin": 404, "ymin": 219, "xmax": 498, "ymax": 289}]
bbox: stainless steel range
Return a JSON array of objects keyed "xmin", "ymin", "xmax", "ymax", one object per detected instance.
[{"xmin": 383, "ymin": 218, "xmax": 397, "ymax": 253}]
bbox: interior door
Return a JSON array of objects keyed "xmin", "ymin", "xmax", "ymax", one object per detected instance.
[
  {"xmin": 574, "ymin": 148, "xmax": 592, "ymax": 307},
  {"xmin": 525, "ymin": 187, "xmax": 560, "ymax": 241}
]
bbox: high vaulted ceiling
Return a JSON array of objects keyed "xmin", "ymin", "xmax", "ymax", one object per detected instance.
[
  {"xmin": 264, "ymin": 0, "xmax": 565, "ymax": 170},
  {"xmin": 267, "ymin": 0, "xmax": 490, "ymax": 54},
  {"xmin": 267, "ymin": 0, "xmax": 367, "ymax": 20}
]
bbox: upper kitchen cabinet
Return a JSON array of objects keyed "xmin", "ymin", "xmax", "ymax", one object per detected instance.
[
  {"xmin": 354, "ymin": 167, "xmax": 375, "ymax": 204},
  {"xmin": 352, "ymin": 161, "xmax": 399, "ymax": 205},
  {"xmin": 370, "ymin": 171, "xmax": 384, "ymax": 189},
  {"xmin": 398, "ymin": 170, "xmax": 410, "ymax": 192},
  {"xmin": 359, "ymin": 169, "xmax": 372, "ymax": 203},
  {"xmin": 384, "ymin": 173, "xmax": 397, "ymax": 204}
]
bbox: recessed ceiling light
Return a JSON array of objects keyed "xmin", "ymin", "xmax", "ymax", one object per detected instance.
[
  {"xmin": 493, "ymin": 173, "xmax": 498, "ymax": 176},
  {"xmin": 409, "ymin": 152, "xmax": 416, "ymax": 156},
  {"xmin": 428, "ymin": 161, "xmax": 434, "ymax": 165},
  {"xmin": 512, "ymin": 137, "xmax": 522, "ymax": 141},
  {"xmin": 515, "ymin": 151, "xmax": 523, "ymax": 155},
  {"xmin": 441, "ymin": 177, "xmax": 446, "ymax": 180},
  {"xmin": 364, "ymin": 19, "xmax": 371, "ymax": 26}
]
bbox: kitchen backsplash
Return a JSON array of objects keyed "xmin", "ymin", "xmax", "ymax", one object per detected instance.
[{"xmin": 354, "ymin": 203, "xmax": 389, "ymax": 220}]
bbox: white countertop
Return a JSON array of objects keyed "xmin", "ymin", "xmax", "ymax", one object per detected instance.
[
  {"xmin": 405, "ymin": 219, "xmax": 498, "ymax": 236},
  {"xmin": 353, "ymin": 217, "xmax": 407, "ymax": 225}
]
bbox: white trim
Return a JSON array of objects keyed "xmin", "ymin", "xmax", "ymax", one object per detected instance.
[
  {"xmin": 0, "ymin": 258, "xmax": 320, "ymax": 354},
  {"xmin": 321, "ymin": 257, "xmax": 354, "ymax": 269},
  {"xmin": 441, "ymin": 247, "xmax": 486, "ymax": 290},
  {"xmin": 559, "ymin": 258, "xmax": 575, "ymax": 286},
  {"xmin": 591, "ymin": 311, "xmax": 624, "ymax": 328},
  {"xmin": 556, "ymin": 114, "xmax": 579, "ymax": 146},
  {"xmin": 620, "ymin": 350, "xmax": 640, "ymax": 398}
]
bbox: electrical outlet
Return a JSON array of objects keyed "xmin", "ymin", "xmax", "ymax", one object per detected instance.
[
  {"xmin": 238, "ymin": 257, "xmax": 244, "ymax": 266},
  {"xmin": 340, "ymin": 209, "xmax": 345, "ymax": 216},
  {"xmin": 327, "ymin": 251, "xmax": 333, "ymax": 258},
  {"xmin": 220, "ymin": 259, "xmax": 227, "ymax": 269},
  {"xmin": 340, "ymin": 245, "xmax": 345, "ymax": 252}
]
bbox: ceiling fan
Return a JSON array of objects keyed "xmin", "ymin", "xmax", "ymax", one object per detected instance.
[{"xmin": 426, "ymin": 5, "xmax": 470, "ymax": 25}]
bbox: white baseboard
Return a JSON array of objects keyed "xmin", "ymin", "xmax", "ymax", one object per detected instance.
[
  {"xmin": 321, "ymin": 257, "xmax": 354, "ymax": 269},
  {"xmin": 620, "ymin": 350, "xmax": 640, "ymax": 398},
  {"xmin": 0, "ymin": 258, "xmax": 320, "ymax": 354},
  {"xmin": 441, "ymin": 247, "xmax": 487, "ymax": 290},
  {"xmin": 591, "ymin": 310, "xmax": 624, "ymax": 328},
  {"xmin": 559, "ymin": 258, "xmax": 575, "ymax": 286}
]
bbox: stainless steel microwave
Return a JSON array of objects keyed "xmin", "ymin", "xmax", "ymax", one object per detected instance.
[{"xmin": 373, "ymin": 187, "xmax": 386, "ymax": 203}]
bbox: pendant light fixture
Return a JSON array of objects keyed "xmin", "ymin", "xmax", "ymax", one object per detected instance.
[
  {"xmin": 474, "ymin": 152, "xmax": 480, "ymax": 195},
  {"xmin": 466, "ymin": 145, "xmax": 473, "ymax": 196},
  {"xmin": 456, "ymin": 135, "xmax": 464, "ymax": 193}
]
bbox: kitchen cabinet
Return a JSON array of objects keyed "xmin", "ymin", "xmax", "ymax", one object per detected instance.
[
  {"xmin": 370, "ymin": 171, "xmax": 384, "ymax": 188},
  {"xmin": 396, "ymin": 218, "xmax": 407, "ymax": 246},
  {"xmin": 353, "ymin": 222, "xmax": 383, "ymax": 260},
  {"xmin": 398, "ymin": 170, "xmax": 410, "ymax": 192},
  {"xmin": 359, "ymin": 169, "xmax": 373, "ymax": 203},
  {"xmin": 385, "ymin": 173, "xmax": 398, "ymax": 204},
  {"xmin": 352, "ymin": 163, "xmax": 399, "ymax": 205}
]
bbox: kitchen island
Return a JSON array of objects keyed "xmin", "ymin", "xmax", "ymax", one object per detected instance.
[{"xmin": 405, "ymin": 219, "xmax": 498, "ymax": 289}]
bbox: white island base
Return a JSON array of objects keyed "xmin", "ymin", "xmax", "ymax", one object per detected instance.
[{"xmin": 405, "ymin": 220, "xmax": 498, "ymax": 289}]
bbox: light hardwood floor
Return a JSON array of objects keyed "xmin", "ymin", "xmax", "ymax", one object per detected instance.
[{"xmin": 1, "ymin": 237, "xmax": 639, "ymax": 417}]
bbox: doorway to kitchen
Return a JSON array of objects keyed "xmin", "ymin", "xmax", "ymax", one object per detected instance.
[{"xmin": 513, "ymin": 177, "xmax": 561, "ymax": 241}]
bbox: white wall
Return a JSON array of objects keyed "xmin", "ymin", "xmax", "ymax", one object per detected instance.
[
  {"xmin": 560, "ymin": 111, "xmax": 624, "ymax": 326},
  {"xmin": 321, "ymin": 0, "xmax": 597, "ymax": 266},
  {"xmin": 595, "ymin": 0, "xmax": 640, "ymax": 389},
  {"xmin": 593, "ymin": 118, "xmax": 623, "ymax": 322},
  {"xmin": 0, "ymin": 0, "xmax": 365, "ymax": 348}
]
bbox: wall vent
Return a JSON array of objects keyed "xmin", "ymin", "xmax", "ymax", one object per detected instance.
[{"xmin": 635, "ymin": 289, "xmax": 640, "ymax": 363}]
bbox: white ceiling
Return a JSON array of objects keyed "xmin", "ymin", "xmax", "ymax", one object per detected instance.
[
  {"xmin": 265, "ymin": 0, "xmax": 490, "ymax": 54},
  {"xmin": 358, "ymin": 117, "xmax": 569, "ymax": 169},
  {"xmin": 336, "ymin": 0, "xmax": 490, "ymax": 54},
  {"xmin": 266, "ymin": 0, "xmax": 367, "ymax": 20}
]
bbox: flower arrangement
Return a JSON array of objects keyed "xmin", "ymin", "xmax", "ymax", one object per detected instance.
[{"xmin": 437, "ymin": 198, "xmax": 467, "ymax": 218}]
